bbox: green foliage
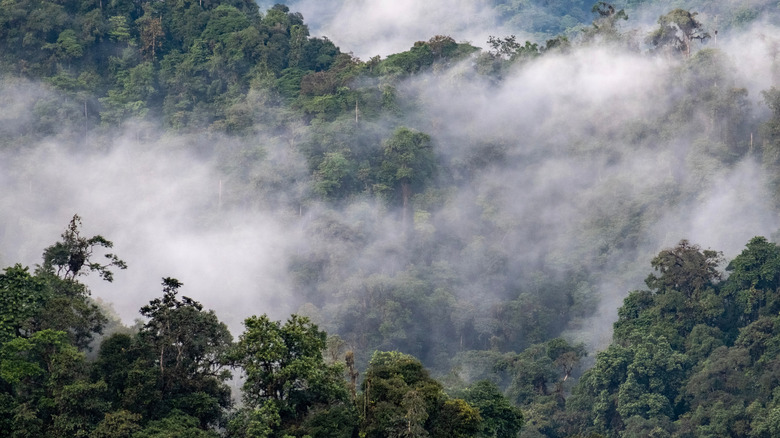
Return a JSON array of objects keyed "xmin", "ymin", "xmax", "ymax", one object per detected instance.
[
  {"xmin": 645, "ymin": 239, "xmax": 722, "ymax": 298},
  {"xmin": 430, "ymin": 398, "xmax": 483, "ymax": 438},
  {"xmin": 1, "ymin": 216, "xmax": 125, "ymax": 352},
  {"xmin": 360, "ymin": 351, "xmax": 482, "ymax": 438},
  {"xmin": 567, "ymin": 236, "xmax": 780, "ymax": 437},
  {"xmin": 0, "ymin": 328, "xmax": 106, "ymax": 438},
  {"xmin": 647, "ymin": 9, "xmax": 710, "ymax": 57},
  {"xmin": 381, "ymin": 43, "xmax": 434, "ymax": 76},
  {"xmin": 1, "ymin": 329, "xmax": 72, "ymax": 385},
  {"xmin": 0, "ymin": 1, "xmax": 353, "ymax": 130},
  {"xmin": 230, "ymin": 314, "xmax": 353, "ymax": 436},
  {"xmin": 314, "ymin": 151, "xmax": 354, "ymax": 200},
  {"xmin": 100, "ymin": 61, "xmax": 157, "ymax": 124},
  {"xmin": 42, "ymin": 29, "xmax": 83, "ymax": 62},
  {"xmin": 108, "ymin": 16, "xmax": 132, "ymax": 43},
  {"xmin": 226, "ymin": 400, "xmax": 281, "ymax": 438},
  {"xmin": 40, "ymin": 215, "xmax": 126, "ymax": 283},
  {"xmin": 447, "ymin": 338, "xmax": 583, "ymax": 437},
  {"xmin": 377, "ymin": 35, "xmax": 477, "ymax": 78},
  {"xmin": 89, "ymin": 409, "xmax": 142, "ymax": 438},
  {"xmin": 0, "ymin": 265, "xmax": 47, "ymax": 343},
  {"xmin": 138, "ymin": 278, "xmax": 233, "ymax": 427},
  {"xmin": 299, "ymin": 402, "xmax": 358, "ymax": 438},
  {"xmin": 133, "ymin": 411, "xmax": 220, "ymax": 438},
  {"xmin": 379, "ymin": 127, "xmax": 435, "ymax": 221},
  {"xmin": 723, "ymin": 237, "xmax": 780, "ymax": 326},
  {"xmin": 487, "ymin": 35, "xmax": 540, "ymax": 62},
  {"xmin": 581, "ymin": 2, "xmax": 630, "ymax": 46},
  {"xmin": 201, "ymin": 5, "xmax": 251, "ymax": 43},
  {"xmin": 459, "ymin": 380, "xmax": 524, "ymax": 438},
  {"xmin": 7, "ymin": 230, "xmax": 780, "ymax": 438}
]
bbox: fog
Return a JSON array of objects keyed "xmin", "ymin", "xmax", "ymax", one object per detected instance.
[
  {"xmin": 0, "ymin": 126, "xmax": 304, "ymax": 333},
  {"xmin": 262, "ymin": 0, "xmax": 511, "ymax": 59},
  {"xmin": 2, "ymin": 3, "xmax": 780, "ymax": 355},
  {"xmin": 266, "ymin": 0, "xmax": 780, "ymax": 59},
  {"xmin": 392, "ymin": 40, "xmax": 780, "ymax": 347}
]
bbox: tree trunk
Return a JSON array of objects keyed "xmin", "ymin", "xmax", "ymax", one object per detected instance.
[{"xmin": 401, "ymin": 181, "xmax": 411, "ymax": 232}]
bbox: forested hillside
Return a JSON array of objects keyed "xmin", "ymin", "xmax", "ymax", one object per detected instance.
[{"xmin": 3, "ymin": 0, "xmax": 780, "ymax": 436}]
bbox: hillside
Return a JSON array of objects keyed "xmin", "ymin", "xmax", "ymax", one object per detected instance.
[{"xmin": 2, "ymin": 1, "xmax": 780, "ymax": 437}]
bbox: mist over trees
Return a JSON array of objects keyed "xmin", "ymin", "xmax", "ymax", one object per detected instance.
[{"xmin": 3, "ymin": 0, "xmax": 780, "ymax": 436}]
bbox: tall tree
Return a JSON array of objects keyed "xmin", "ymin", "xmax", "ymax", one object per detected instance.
[
  {"xmin": 137, "ymin": 13, "xmax": 164, "ymax": 61},
  {"xmin": 458, "ymin": 380, "xmax": 523, "ymax": 438},
  {"xmin": 31, "ymin": 215, "xmax": 127, "ymax": 350},
  {"xmin": 0, "ymin": 265, "xmax": 47, "ymax": 343},
  {"xmin": 40, "ymin": 214, "xmax": 126, "ymax": 283},
  {"xmin": 379, "ymin": 127, "xmax": 435, "ymax": 230},
  {"xmin": 721, "ymin": 237, "xmax": 780, "ymax": 332},
  {"xmin": 645, "ymin": 239, "xmax": 722, "ymax": 299},
  {"xmin": 138, "ymin": 278, "xmax": 233, "ymax": 427},
  {"xmin": 360, "ymin": 351, "xmax": 482, "ymax": 438},
  {"xmin": 648, "ymin": 9, "xmax": 710, "ymax": 58},
  {"xmin": 1, "ymin": 329, "xmax": 109, "ymax": 438},
  {"xmin": 229, "ymin": 314, "xmax": 354, "ymax": 437}
]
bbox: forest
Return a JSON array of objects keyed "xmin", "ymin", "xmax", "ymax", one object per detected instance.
[{"xmin": 3, "ymin": 0, "xmax": 780, "ymax": 436}]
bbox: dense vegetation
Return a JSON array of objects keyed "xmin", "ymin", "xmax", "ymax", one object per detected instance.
[
  {"xmin": 0, "ymin": 216, "xmax": 523, "ymax": 437},
  {"xmin": 4, "ymin": 0, "xmax": 780, "ymax": 436},
  {"xmin": 10, "ymin": 218, "xmax": 780, "ymax": 436}
]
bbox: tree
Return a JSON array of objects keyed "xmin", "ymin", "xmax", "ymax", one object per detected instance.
[
  {"xmin": 42, "ymin": 29, "xmax": 84, "ymax": 65},
  {"xmin": 506, "ymin": 343, "xmax": 561, "ymax": 404},
  {"xmin": 314, "ymin": 151, "xmax": 354, "ymax": 200},
  {"xmin": 487, "ymin": 35, "xmax": 538, "ymax": 61},
  {"xmin": 132, "ymin": 412, "xmax": 220, "ymax": 438},
  {"xmin": 722, "ymin": 237, "xmax": 780, "ymax": 326},
  {"xmin": 32, "ymin": 215, "xmax": 126, "ymax": 350},
  {"xmin": 40, "ymin": 215, "xmax": 126, "ymax": 283},
  {"xmin": 99, "ymin": 61, "xmax": 158, "ymax": 124},
  {"xmin": 645, "ymin": 239, "xmax": 722, "ymax": 299},
  {"xmin": 91, "ymin": 333, "xmax": 159, "ymax": 414},
  {"xmin": 137, "ymin": 13, "xmax": 164, "ymax": 61},
  {"xmin": 360, "ymin": 351, "xmax": 481, "ymax": 438},
  {"xmin": 138, "ymin": 278, "xmax": 233, "ymax": 427},
  {"xmin": 379, "ymin": 127, "xmax": 435, "ymax": 229},
  {"xmin": 648, "ymin": 9, "xmax": 710, "ymax": 58},
  {"xmin": 380, "ymin": 43, "xmax": 433, "ymax": 76},
  {"xmin": 565, "ymin": 239, "xmax": 766, "ymax": 437},
  {"xmin": 229, "ymin": 314, "xmax": 353, "ymax": 436},
  {"xmin": 397, "ymin": 390, "xmax": 428, "ymax": 437},
  {"xmin": 547, "ymin": 338, "xmax": 587, "ymax": 384},
  {"xmin": 614, "ymin": 336, "xmax": 686, "ymax": 421},
  {"xmin": 458, "ymin": 380, "xmax": 523, "ymax": 438},
  {"xmin": 89, "ymin": 409, "xmax": 142, "ymax": 438},
  {"xmin": 0, "ymin": 265, "xmax": 47, "ymax": 343},
  {"xmin": 582, "ymin": 2, "xmax": 629, "ymax": 46},
  {"xmin": 1, "ymin": 329, "xmax": 109, "ymax": 438},
  {"xmin": 108, "ymin": 15, "xmax": 133, "ymax": 44}
]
